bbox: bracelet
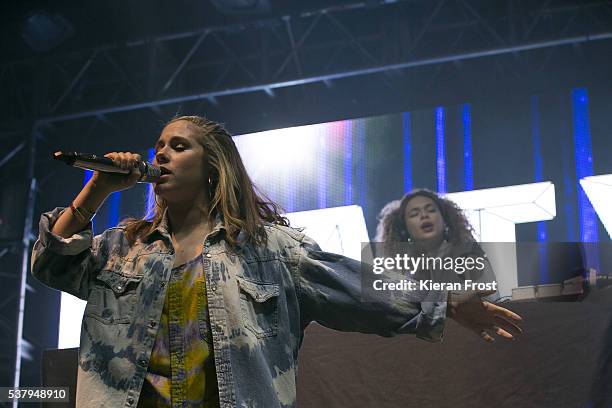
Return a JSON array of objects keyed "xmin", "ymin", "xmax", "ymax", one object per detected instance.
[{"xmin": 70, "ymin": 202, "xmax": 96, "ymax": 224}]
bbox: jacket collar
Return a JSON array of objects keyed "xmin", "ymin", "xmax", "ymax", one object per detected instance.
[{"xmin": 143, "ymin": 207, "xmax": 228, "ymax": 243}]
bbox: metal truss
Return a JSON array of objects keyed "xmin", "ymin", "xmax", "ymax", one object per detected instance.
[
  {"xmin": 1, "ymin": 0, "xmax": 612, "ymax": 392},
  {"xmin": 1, "ymin": 0, "xmax": 611, "ymax": 126}
]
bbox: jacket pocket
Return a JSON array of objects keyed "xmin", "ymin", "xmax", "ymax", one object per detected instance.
[
  {"xmin": 236, "ymin": 276, "xmax": 279, "ymax": 338},
  {"xmin": 86, "ymin": 269, "xmax": 142, "ymax": 324}
]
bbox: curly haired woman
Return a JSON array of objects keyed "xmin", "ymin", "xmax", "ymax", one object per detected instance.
[{"xmin": 376, "ymin": 189, "xmax": 519, "ymax": 340}]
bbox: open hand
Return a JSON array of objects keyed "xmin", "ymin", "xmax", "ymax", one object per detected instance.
[{"xmin": 447, "ymin": 292, "xmax": 523, "ymax": 342}]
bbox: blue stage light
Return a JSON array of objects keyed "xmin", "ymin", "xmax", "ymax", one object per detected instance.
[
  {"xmin": 83, "ymin": 170, "xmax": 95, "ymax": 231},
  {"xmin": 344, "ymin": 123, "xmax": 353, "ymax": 205},
  {"xmin": 143, "ymin": 148, "xmax": 157, "ymax": 220},
  {"xmin": 572, "ymin": 88, "xmax": 599, "ymax": 270},
  {"xmin": 108, "ymin": 193, "xmax": 121, "ymax": 227},
  {"xmin": 402, "ymin": 112, "xmax": 412, "ymax": 193},
  {"xmin": 531, "ymin": 96, "xmax": 549, "ymax": 282},
  {"xmin": 462, "ymin": 104, "xmax": 473, "ymax": 191},
  {"xmin": 435, "ymin": 107, "xmax": 446, "ymax": 194}
]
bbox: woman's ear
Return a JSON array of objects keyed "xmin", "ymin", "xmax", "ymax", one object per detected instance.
[
  {"xmin": 206, "ymin": 168, "xmax": 219, "ymax": 192},
  {"xmin": 209, "ymin": 169, "xmax": 219, "ymax": 183}
]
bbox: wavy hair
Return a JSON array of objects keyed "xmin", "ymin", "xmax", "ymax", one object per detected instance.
[
  {"xmin": 375, "ymin": 189, "xmax": 475, "ymax": 255},
  {"xmin": 123, "ymin": 115, "xmax": 288, "ymax": 248}
]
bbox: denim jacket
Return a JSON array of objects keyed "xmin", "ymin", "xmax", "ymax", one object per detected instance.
[{"xmin": 31, "ymin": 208, "xmax": 447, "ymax": 408}]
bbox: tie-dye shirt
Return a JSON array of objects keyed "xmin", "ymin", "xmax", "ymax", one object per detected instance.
[{"xmin": 137, "ymin": 254, "xmax": 220, "ymax": 407}]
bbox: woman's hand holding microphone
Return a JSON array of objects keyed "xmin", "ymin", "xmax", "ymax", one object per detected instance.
[
  {"xmin": 51, "ymin": 152, "xmax": 144, "ymax": 238},
  {"xmin": 91, "ymin": 152, "xmax": 143, "ymax": 194}
]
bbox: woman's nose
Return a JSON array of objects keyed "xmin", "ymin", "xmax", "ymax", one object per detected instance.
[{"xmin": 155, "ymin": 150, "xmax": 169, "ymax": 164}]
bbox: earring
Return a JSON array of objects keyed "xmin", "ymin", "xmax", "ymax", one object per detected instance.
[{"xmin": 443, "ymin": 225, "xmax": 450, "ymax": 241}]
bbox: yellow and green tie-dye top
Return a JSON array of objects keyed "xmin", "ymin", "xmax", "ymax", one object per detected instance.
[{"xmin": 138, "ymin": 253, "xmax": 220, "ymax": 407}]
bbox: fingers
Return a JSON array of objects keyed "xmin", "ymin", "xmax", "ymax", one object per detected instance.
[
  {"xmin": 494, "ymin": 315, "xmax": 523, "ymax": 335},
  {"xmin": 100, "ymin": 152, "xmax": 142, "ymax": 187},
  {"xmin": 451, "ymin": 297, "xmax": 524, "ymax": 342},
  {"xmin": 103, "ymin": 152, "xmax": 142, "ymax": 171},
  {"xmin": 493, "ymin": 325, "xmax": 514, "ymax": 339},
  {"xmin": 479, "ymin": 326, "xmax": 514, "ymax": 343},
  {"xmin": 477, "ymin": 301, "xmax": 524, "ymax": 342},
  {"xmin": 483, "ymin": 301, "xmax": 523, "ymax": 321},
  {"xmin": 483, "ymin": 302, "xmax": 523, "ymax": 335}
]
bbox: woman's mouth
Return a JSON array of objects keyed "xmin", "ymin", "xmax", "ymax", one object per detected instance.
[
  {"xmin": 420, "ymin": 222, "xmax": 434, "ymax": 232},
  {"xmin": 156, "ymin": 167, "xmax": 172, "ymax": 183}
]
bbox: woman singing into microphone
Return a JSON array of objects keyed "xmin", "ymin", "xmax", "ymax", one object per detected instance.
[{"xmin": 31, "ymin": 115, "xmax": 522, "ymax": 407}]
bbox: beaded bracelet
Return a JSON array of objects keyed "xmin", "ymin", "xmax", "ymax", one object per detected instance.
[{"xmin": 70, "ymin": 202, "xmax": 96, "ymax": 224}]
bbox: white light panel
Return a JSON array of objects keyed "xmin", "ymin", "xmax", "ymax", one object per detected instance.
[
  {"xmin": 285, "ymin": 205, "xmax": 370, "ymax": 261},
  {"xmin": 58, "ymin": 293, "xmax": 86, "ymax": 349},
  {"xmin": 580, "ymin": 174, "xmax": 612, "ymax": 239},
  {"xmin": 446, "ymin": 181, "xmax": 556, "ymax": 299}
]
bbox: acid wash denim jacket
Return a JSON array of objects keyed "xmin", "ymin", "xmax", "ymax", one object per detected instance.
[{"xmin": 31, "ymin": 208, "xmax": 448, "ymax": 408}]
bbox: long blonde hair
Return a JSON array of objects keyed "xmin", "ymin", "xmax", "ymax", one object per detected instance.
[{"xmin": 124, "ymin": 115, "xmax": 288, "ymax": 248}]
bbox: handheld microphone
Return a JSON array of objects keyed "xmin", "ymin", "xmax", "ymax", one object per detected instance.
[{"xmin": 53, "ymin": 151, "xmax": 161, "ymax": 183}]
